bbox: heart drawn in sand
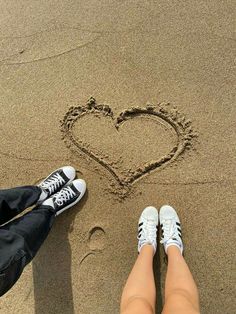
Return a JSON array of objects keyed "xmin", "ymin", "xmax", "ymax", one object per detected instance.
[{"xmin": 61, "ymin": 98, "xmax": 196, "ymax": 190}]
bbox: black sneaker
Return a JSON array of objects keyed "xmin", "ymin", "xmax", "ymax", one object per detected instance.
[
  {"xmin": 38, "ymin": 166, "xmax": 76, "ymax": 202},
  {"xmin": 41, "ymin": 179, "xmax": 86, "ymax": 216}
]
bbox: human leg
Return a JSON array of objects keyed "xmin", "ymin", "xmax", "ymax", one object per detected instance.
[
  {"xmin": 0, "ymin": 204, "xmax": 55, "ymax": 296},
  {"xmin": 120, "ymin": 245, "xmax": 156, "ymax": 314},
  {"xmin": 163, "ymin": 246, "xmax": 200, "ymax": 314},
  {"xmin": 0, "ymin": 166, "xmax": 76, "ymax": 225},
  {"xmin": 160, "ymin": 205, "xmax": 200, "ymax": 314},
  {"xmin": 0, "ymin": 186, "xmax": 41, "ymax": 225},
  {"xmin": 120, "ymin": 207, "xmax": 158, "ymax": 314},
  {"xmin": 0, "ymin": 179, "xmax": 86, "ymax": 296}
]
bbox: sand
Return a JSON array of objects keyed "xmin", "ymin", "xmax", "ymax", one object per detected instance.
[{"xmin": 0, "ymin": 1, "xmax": 235, "ymax": 313}]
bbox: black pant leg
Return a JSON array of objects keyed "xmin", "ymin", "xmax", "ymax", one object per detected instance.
[
  {"xmin": 0, "ymin": 204, "xmax": 55, "ymax": 296},
  {"xmin": 0, "ymin": 186, "xmax": 41, "ymax": 225}
]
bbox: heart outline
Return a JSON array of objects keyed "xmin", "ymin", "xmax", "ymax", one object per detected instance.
[{"xmin": 61, "ymin": 97, "xmax": 197, "ymax": 189}]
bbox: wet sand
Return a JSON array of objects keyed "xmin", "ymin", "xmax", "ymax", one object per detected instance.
[{"xmin": 0, "ymin": 1, "xmax": 235, "ymax": 313}]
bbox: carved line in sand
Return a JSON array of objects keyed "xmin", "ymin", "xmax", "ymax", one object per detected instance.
[
  {"xmin": 0, "ymin": 27, "xmax": 101, "ymax": 65},
  {"xmin": 61, "ymin": 97, "xmax": 197, "ymax": 190}
]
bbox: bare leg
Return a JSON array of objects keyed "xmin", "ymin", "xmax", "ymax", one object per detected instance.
[
  {"xmin": 120, "ymin": 245, "xmax": 156, "ymax": 314},
  {"xmin": 162, "ymin": 246, "xmax": 200, "ymax": 314}
]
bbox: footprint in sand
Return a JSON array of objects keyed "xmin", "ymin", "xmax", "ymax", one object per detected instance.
[
  {"xmin": 88, "ymin": 226, "xmax": 107, "ymax": 251},
  {"xmin": 78, "ymin": 226, "xmax": 107, "ymax": 267}
]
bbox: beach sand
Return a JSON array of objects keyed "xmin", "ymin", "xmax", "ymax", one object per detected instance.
[{"xmin": 0, "ymin": 1, "xmax": 235, "ymax": 313}]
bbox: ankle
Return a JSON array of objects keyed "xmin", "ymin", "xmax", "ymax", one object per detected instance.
[
  {"xmin": 166, "ymin": 244, "xmax": 182, "ymax": 256},
  {"xmin": 139, "ymin": 244, "xmax": 155, "ymax": 256}
]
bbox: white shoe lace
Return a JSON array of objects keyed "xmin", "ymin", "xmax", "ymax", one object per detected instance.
[
  {"xmin": 40, "ymin": 173, "xmax": 65, "ymax": 194},
  {"xmin": 138, "ymin": 219, "xmax": 157, "ymax": 245},
  {"xmin": 160, "ymin": 219, "xmax": 179, "ymax": 245},
  {"xmin": 53, "ymin": 186, "xmax": 76, "ymax": 206}
]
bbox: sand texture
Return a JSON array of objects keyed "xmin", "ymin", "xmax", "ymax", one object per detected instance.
[{"xmin": 0, "ymin": 1, "xmax": 235, "ymax": 313}]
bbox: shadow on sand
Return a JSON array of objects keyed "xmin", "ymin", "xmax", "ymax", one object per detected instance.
[
  {"xmin": 153, "ymin": 240, "xmax": 164, "ymax": 314},
  {"xmin": 32, "ymin": 193, "xmax": 88, "ymax": 314}
]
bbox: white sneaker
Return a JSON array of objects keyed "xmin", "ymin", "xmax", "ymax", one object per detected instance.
[
  {"xmin": 41, "ymin": 179, "xmax": 86, "ymax": 216},
  {"xmin": 37, "ymin": 166, "xmax": 76, "ymax": 202},
  {"xmin": 160, "ymin": 205, "xmax": 183, "ymax": 254},
  {"xmin": 137, "ymin": 206, "xmax": 159, "ymax": 254}
]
